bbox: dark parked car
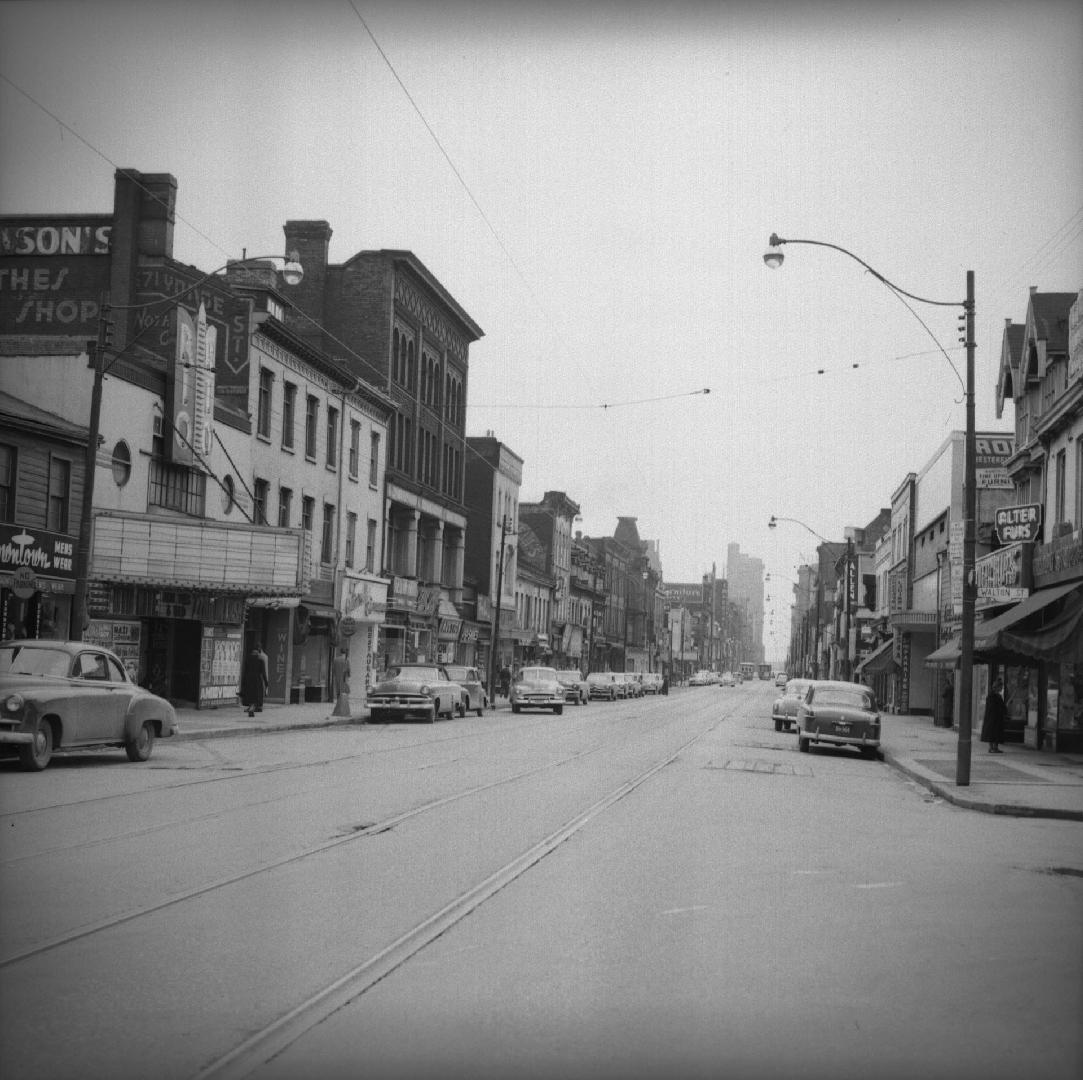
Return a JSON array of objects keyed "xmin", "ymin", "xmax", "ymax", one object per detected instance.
[
  {"xmin": 772, "ymin": 677, "xmax": 814, "ymax": 732},
  {"xmin": 555, "ymin": 670, "xmax": 589, "ymax": 705},
  {"xmin": 795, "ymin": 681, "xmax": 881, "ymax": 758},
  {"xmin": 0, "ymin": 639, "xmax": 176, "ymax": 771},
  {"xmin": 367, "ymin": 664, "xmax": 466, "ymax": 723},
  {"xmin": 443, "ymin": 664, "xmax": 488, "ymax": 716}
]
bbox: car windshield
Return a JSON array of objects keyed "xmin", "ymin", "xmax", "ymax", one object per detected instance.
[
  {"xmin": 384, "ymin": 666, "xmax": 444, "ymax": 682},
  {"xmin": 811, "ymin": 688, "xmax": 873, "ymax": 710},
  {"xmin": 519, "ymin": 668, "xmax": 558, "ymax": 681},
  {"xmin": 444, "ymin": 667, "xmax": 472, "ymax": 681},
  {"xmin": 556, "ymin": 671, "xmax": 580, "ymax": 682},
  {"xmin": 785, "ymin": 682, "xmax": 810, "ymax": 698},
  {"xmin": 0, "ymin": 645, "xmax": 71, "ymax": 677}
]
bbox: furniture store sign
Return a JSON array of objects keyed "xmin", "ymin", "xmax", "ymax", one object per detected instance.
[{"xmin": 976, "ymin": 543, "xmax": 1029, "ymax": 607}]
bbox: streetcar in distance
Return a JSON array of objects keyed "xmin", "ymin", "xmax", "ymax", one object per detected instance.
[
  {"xmin": 739, "ymin": 662, "xmax": 756, "ymax": 681},
  {"xmin": 758, "ymin": 663, "xmax": 773, "ymax": 681}
]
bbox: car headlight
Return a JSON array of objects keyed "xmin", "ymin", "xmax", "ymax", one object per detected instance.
[
  {"xmin": 419, "ymin": 684, "xmax": 433, "ymax": 697},
  {"xmin": 3, "ymin": 693, "xmax": 25, "ymax": 712}
]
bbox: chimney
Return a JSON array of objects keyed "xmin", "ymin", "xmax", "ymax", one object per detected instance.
[{"xmin": 282, "ymin": 220, "xmax": 332, "ymax": 348}]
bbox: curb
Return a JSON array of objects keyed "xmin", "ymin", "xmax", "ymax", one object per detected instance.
[
  {"xmin": 173, "ymin": 717, "xmax": 366, "ymax": 742},
  {"xmin": 882, "ymin": 752, "xmax": 1083, "ymax": 822}
]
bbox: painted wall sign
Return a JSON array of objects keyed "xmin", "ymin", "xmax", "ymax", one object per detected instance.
[{"xmin": 0, "ymin": 220, "xmax": 112, "ymax": 256}]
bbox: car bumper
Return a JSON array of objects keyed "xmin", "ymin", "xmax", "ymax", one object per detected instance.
[
  {"xmin": 513, "ymin": 696, "xmax": 563, "ymax": 708},
  {"xmin": 367, "ymin": 699, "xmax": 435, "ymax": 719},
  {"xmin": 802, "ymin": 727, "xmax": 880, "ymax": 749},
  {"xmin": 0, "ymin": 729, "xmax": 34, "ymax": 745}
]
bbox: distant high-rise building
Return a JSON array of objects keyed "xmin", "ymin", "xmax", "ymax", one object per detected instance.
[{"xmin": 727, "ymin": 542, "xmax": 765, "ymax": 663}]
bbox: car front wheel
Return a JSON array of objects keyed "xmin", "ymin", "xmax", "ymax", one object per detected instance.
[
  {"xmin": 797, "ymin": 733, "xmax": 810, "ymax": 753},
  {"xmin": 126, "ymin": 720, "xmax": 156, "ymax": 762},
  {"xmin": 19, "ymin": 717, "xmax": 54, "ymax": 771},
  {"xmin": 554, "ymin": 705, "xmax": 563, "ymax": 715}
]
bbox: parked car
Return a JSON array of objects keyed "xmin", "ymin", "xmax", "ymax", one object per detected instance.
[
  {"xmin": 586, "ymin": 672, "xmax": 621, "ymax": 701},
  {"xmin": 510, "ymin": 666, "xmax": 564, "ymax": 714},
  {"xmin": 641, "ymin": 673, "xmax": 663, "ymax": 694},
  {"xmin": 720, "ymin": 671, "xmax": 736, "ymax": 687},
  {"xmin": 443, "ymin": 664, "xmax": 488, "ymax": 716},
  {"xmin": 772, "ymin": 678, "xmax": 814, "ymax": 732},
  {"xmin": 795, "ymin": 680, "xmax": 881, "ymax": 758},
  {"xmin": 367, "ymin": 663, "xmax": 466, "ymax": 723},
  {"xmin": 774, "ymin": 671, "xmax": 789, "ymax": 687},
  {"xmin": 555, "ymin": 670, "xmax": 589, "ymax": 705},
  {"xmin": 620, "ymin": 673, "xmax": 643, "ymax": 698},
  {"xmin": 0, "ymin": 639, "xmax": 176, "ymax": 771},
  {"xmin": 689, "ymin": 671, "xmax": 711, "ymax": 686}
]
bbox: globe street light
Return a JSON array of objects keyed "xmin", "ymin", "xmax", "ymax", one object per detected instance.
[
  {"xmin": 764, "ymin": 233, "xmax": 975, "ymax": 786},
  {"xmin": 71, "ymin": 253, "xmax": 304, "ymax": 640}
]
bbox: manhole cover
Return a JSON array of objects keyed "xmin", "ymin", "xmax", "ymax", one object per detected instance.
[{"xmin": 711, "ymin": 758, "xmax": 813, "ymax": 777}]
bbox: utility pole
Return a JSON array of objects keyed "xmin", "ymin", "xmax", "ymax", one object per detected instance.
[
  {"xmin": 488, "ymin": 515, "xmax": 508, "ymax": 701},
  {"xmin": 70, "ymin": 303, "xmax": 111, "ymax": 641}
]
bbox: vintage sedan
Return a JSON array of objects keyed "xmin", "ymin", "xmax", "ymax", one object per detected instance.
[
  {"xmin": 555, "ymin": 669, "xmax": 589, "ymax": 706},
  {"xmin": 772, "ymin": 677, "xmax": 814, "ymax": 732},
  {"xmin": 510, "ymin": 666, "xmax": 564, "ymax": 714},
  {"xmin": 367, "ymin": 663, "xmax": 466, "ymax": 723},
  {"xmin": 586, "ymin": 672, "xmax": 621, "ymax": 701},
  {"xmin": 443, "ymin": 664, "xmax": 488, "ymax": 716},
  {"xmin": 0, "ymin": 639, "xmax": 176, "ymax": 771},
  {"xmin": 795, "ymin": 680, "xmax": 881, "ymax": 758}
]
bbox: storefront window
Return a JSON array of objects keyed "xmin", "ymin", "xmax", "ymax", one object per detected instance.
[{"xmin": 1059, "ymin": 664, "xmax": 1082, "ymax": 732}]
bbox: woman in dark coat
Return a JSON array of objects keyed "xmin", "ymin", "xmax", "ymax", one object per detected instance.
[
  {"xmin": 241, "ymin": 644, "xmax": 269, "ymax": 717},
  {"xmin": 980, "ymin": 677, "xmax": 1007, "ymax": 753}
]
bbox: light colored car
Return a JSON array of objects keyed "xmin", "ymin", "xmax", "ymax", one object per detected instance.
[
  {"xmin": 367, "ymin": 663, "xmax": 466, "ymax": 723},
  {"xmin": 689, "ymin": 671, "xmax": 711, "ymax": 686},
  {"xmin": 586, "ymin": 672, "xmax": 621, "ymax": 700},
  {"xmin": 620, "ymin": 673, "xmax": 643, "ymax": 698},
  {"xmin": 555, "ymin": 670, "xmax": 589, "ymax": 705},
  {"xmin": 775, "ymin": 671, "xmax": 788, "ymax": 687},
  {"xmin": 773, "ymin": 678, "xmax": 814, "ymax": 732},
  {"xmin": 511, "ymin": 666, "xmax": 564, "ymax": 714},
  {"xmin": 0, "ymin": 639, "xmax": 176, "ymax": 771},
  {"xmin": 641, "ymin": 673, "xmax": 663, "ymax": 694},
  {"xmin": 720, "ymin": 671, "xmax": 736, "ymax": 687},
  {"xmin": 443, "ymin": 664, "xmax": 487, "ymax": 716},
  {"xmin": 796, "ymin": 680, "xmax": 881, "ymax": 758}
]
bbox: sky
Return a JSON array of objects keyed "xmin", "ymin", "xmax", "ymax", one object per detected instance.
[{"xmin": 2, "ymin": 0, "xmax": 1081, "ymax": 658}]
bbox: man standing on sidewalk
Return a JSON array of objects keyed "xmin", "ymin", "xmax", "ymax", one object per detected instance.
[{"xmin": 981, "ymin": 677, "xmax": 1007, "ymax": 753}]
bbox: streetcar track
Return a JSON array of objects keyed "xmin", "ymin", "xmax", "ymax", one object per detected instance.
[
  {"xmin": 191, "ymin": 724, "xmax": 717, "ymax": 1080},
  {"xmin": 0, "ymin": 738, "xmax": 620, "ymax": 969}
]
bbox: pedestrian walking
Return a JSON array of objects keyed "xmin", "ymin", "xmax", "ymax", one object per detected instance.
[
  {"xmin": 241, "ymin": 642, "xmax": 269, "ymax": 717},
  {"xmin": 941, "ymin": 676, "xmax": 954, "ymax": 727},
  {"xmin": 981, "ymin": 676, "xmax": 1007, "ymax": 753},
  {"xmin": 332, "ymin": 648, "xmax": 351, "ymax": 698}
]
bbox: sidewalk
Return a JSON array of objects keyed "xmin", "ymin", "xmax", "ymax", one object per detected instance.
[
  {"xmin": 170, "ymin": 697, "xmax": 1083, "ymax": 822},
  {"xmin": 880, "ymin": 712, "xmax": 1083, "ymax": 821}
]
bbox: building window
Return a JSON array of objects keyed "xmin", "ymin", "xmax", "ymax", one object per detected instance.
[
  {"xmin": 282, "ymin": 382, "xmax": 297, "ymax": 450},
  {"xmin": 1076, "ymin": 439, "xmax": 1083, "ymax": 530},
  {"xmin": 253, "ymin": 478, "xmax": 269, "ymax": 526},
  {"xmin": 110, "ymin": 441, "xmax": 131, "ymax": 486},
  {"xmin": 151, "ymin": 463, "xmax": 206, "ymax": 517},
  {"xmin": 278, "ymin": 486, "xmax": 292, "ymax": 528},
  {"xmin": 1054, "ymin": 449, "xmax": 1067, "ymax": 528},
  {"xmin": 349, "ymin": 420, "xmax": 361, "ymax": 477},
  {"xmin": 0, "ymin": 444, "xmax": 15, "ymax": 522},
  {"xmin": 370, "ymin": 432, "xmax": 380, "ymax": 487},
  {"xmin": 345, "ymin": 511, "xmax": 357, "ymax": 568},
  {"xmin": 321, "ymin": 502, "xmax": 335, "ymax": 564},
  {"xmin": 366, "ymin": 518, "xmax": 377, "ymax": 572},
  {"xmin": 305, "ymin": 394, "xmax": 319, "ymax": 459},
  {"xmin": 301, "ymin": 496, "xmax": 314, "ymax": 533},
  {"xmin": 326, "ymin": 406, "xmax": 339, "ymax": 469},
  {"xmin": 47, "ymin": 456, "xmax": 71, "ymax": 533},
  {"xmin": 257, "ymin": 368, "xmax": 273, "ymax": 438}
]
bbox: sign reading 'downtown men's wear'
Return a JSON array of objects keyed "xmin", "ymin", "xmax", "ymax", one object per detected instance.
[{"xmin": 994, "ymin": 503, "xmax": 1042, "ymax": 544}]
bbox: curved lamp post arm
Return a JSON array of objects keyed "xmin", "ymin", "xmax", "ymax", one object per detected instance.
[
  {"xmin": 765, "ymin": 235, "xmax": 963, "ymax": 309},
  {"xmin": 768, "ymin": 514, "xmax": 830, "ymax": 544}
]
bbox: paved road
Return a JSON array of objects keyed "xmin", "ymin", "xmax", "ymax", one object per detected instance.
[{"xmin": 1, "ymin": 684, "xmax": 1079, "ymax": 1080}]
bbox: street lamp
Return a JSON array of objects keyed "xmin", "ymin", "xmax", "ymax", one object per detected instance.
[
  {"xmin": 764, "ymin": 232, "xmax": 975, "ymax": 786},
  {"xmin": 768, "ymin": 514, "xmax": 830, "ymax": 544},
  {"xmin": 71, "ymin": 253, "xmax": 304, "ymax": 641}
]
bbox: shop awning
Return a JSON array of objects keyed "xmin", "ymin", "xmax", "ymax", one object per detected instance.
[
  {"xmin": 856, "ymin": 637, "xmax": 898, "ymax": 675},
  {"xmin": 925, "ymin": 637, "xmax": 961, "ymax": 669},
  {"xmin": 974, "ymin": 582, "xmax": 1081, "ymax": 657}
]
